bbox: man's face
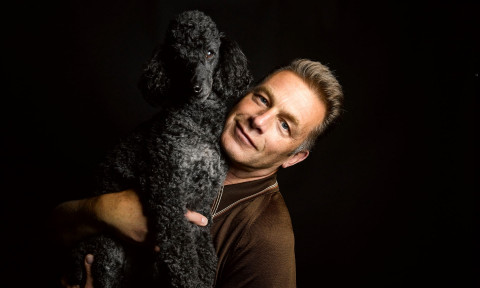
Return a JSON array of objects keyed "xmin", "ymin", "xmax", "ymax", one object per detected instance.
[{"xmin": 221, "ymin": 70, "xmax": 326, "ymax": 175}]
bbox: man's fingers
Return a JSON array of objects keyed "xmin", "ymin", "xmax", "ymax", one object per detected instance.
[
  {"xmin": 154, "ymin": 211, "xmax": 207, "ymax": 253},
  {"xmin": 58, "ymin": 254, "xmax": 95, "ymax": 288},
  {"xmin": 184, "ymin": 210, "xmax": 208, "ymax": 226},
  {"xmin": 84, "ymin": 254, "xmax": 94, "ymax": 288}
]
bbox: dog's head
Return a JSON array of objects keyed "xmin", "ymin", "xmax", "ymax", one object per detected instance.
[
  {"xmin": 164, "ymin": 10, "xmax": 221, "ymax": 102},
  {"xmin": 139, "ymin": 10, "xmax": 220, "ymax": 107},
  {"xmin": 138, "ymin": 10, "xmax": 252, "ymax": 109}
]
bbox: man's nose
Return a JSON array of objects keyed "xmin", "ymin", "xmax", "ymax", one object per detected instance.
[{"xmin": 250, "ymin": 110, "xmax": 274, "ymax": 133}]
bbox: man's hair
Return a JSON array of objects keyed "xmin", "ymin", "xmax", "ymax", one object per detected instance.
[{"xmin": 264, "ymin": 59, "xmax": 344, "ymax": 153}]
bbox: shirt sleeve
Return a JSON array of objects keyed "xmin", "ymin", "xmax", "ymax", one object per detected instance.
[{"xmin": 215, "ymin": 193, "xmax": 296, "ymax": 288}]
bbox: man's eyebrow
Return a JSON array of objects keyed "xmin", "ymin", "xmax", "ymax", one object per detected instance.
[
  {"xmin": 252, "ymin": 85, "xmax": 273, "ymax": 98},
  {"xmin": 253, "ymin": 85, "xmax": 300, "ymax": 128},
  {"xmin": 282, "ymin": 110, "xmax": 300, "ymax": 129}
]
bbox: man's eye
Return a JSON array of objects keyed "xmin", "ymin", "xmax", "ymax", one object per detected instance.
[
  {"xmin": 259, "ymin": 96, "xmax": 268, "ymax": 105},
  {"xmin": 206, "ymin": 50, "xmax": 215, "ymax": 59},
  {"xmin": 281, "ymin": 121, "xmax": 289, "ymax": 131}
]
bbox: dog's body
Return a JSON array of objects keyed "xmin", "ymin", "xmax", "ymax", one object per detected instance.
[{"xmin": 68, "ymin": 10, "xmax": 252, "ymax": 288}]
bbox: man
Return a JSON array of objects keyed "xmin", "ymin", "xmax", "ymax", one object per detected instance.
[{"xmin": 53, "ymin": 58, "xmax": 344, "ymax": 287}]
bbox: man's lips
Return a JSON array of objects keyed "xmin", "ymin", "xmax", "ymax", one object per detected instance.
[{"xmin": 235, "ymin": 122, "xmax": 257, "ymax": 149}]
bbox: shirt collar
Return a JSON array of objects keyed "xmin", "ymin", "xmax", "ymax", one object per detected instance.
[{"xmin": 215, "ymin": 173, "xmax": 278, "ymax": 214}]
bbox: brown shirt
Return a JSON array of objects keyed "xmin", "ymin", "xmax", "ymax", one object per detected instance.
[{"xmin": 210, "ymin": 174, "xmax": 296, "ymax": 288}]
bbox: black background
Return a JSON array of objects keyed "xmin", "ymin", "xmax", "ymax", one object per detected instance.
[{"xmin": 2, "ymin": 1, "xmax": 478, "ymax": 287}]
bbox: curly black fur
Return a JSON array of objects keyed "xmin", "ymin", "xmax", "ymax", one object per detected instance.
[{"xmin": 67, "ymin": 10, "xmax": 253, "ymax": 288}]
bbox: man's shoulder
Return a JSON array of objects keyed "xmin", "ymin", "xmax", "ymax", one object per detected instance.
[
  {"xmin": 232, "ymin": 190, "xmax": 295, "ymax": 254},
  {"xmin": 213, "ymin": 187, "xmax": 294, "ymax": 235},
  {"xmin": 247, "ymin": 190, "xmax": 294, "ymax": 234},
  {"xmin": 212, "ymin": 176, "xmax": 294, "ymax": 244}
]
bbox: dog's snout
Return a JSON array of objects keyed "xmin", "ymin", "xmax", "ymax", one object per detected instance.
[{"xmin": 193, "ymin": 85, "xmax": 202, "ymax": 94}]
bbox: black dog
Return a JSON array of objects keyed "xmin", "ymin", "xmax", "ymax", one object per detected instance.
[{"xmin": 68, "ymin": 10, "xmax": 252, "ymax": 288}]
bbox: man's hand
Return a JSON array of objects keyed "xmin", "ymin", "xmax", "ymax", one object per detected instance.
[
  {"xmin": 185, "ymin": 209, "xmax": 209, "ymax": 226},
  {"xmin": 153, "ymin": 210, "xmax": 208, "ymax": 252},
  {"xmin": 60, "ymin": 254, "xmax": 94, "ymax": 288}
]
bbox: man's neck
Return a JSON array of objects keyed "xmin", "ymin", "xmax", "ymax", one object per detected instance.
[{"xmin": 223, "ymin": 167, "xmax": 278, "ymax": 186}]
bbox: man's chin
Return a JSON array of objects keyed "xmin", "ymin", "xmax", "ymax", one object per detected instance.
[{"xmin": 223, "ymin": 146, "xmax": 255, "ymax": 167}]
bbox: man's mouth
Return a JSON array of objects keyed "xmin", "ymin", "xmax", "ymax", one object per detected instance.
[{"xmin": 235, "ymin": 122, "xmax": 257, "ymax": 149}]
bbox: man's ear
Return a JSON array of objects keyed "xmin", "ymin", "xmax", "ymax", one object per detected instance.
[{"xmin": 281, "ymin": 150, "xmax": 310, "ymax": 168}]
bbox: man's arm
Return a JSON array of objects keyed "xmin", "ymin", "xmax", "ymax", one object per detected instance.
[
  {"xmin": 51, "ymin": 189, "xmax": 147, "ymax": 247},
  {"xmin": 53, "ymin": 189, "xmax": 208, "ymax": 288},
  {"xmin": 51, "ymin": 189, "xmax": 208, "ymax": 247}
]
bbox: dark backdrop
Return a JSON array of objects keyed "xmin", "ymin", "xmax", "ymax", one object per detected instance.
[{"xmin": 2, "ymin": 1, "xmax": 477, "ymax": 287}]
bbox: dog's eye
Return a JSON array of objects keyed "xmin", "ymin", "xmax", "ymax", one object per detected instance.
[{"xmin": 206, "ymin": 50, "xmax": 215, "ymax": 59}]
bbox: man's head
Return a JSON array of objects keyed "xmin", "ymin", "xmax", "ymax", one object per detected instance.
[
  {"xmin": 268, "ymin": 59, "xmax": 344, "ymax": 153},
  {"xmin": 221, "ymin": 59, "xmax": 343, "ymax": 177}
]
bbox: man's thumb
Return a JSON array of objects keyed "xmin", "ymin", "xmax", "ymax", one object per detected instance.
[
  {"xmin": 84, "ymin": 254, "xmax": 94, "ymax": 288},
  {"xmin": 85, "ymin": 254, "xmax": 94, "ymax": 265}
]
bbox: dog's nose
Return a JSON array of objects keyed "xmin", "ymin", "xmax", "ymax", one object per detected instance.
[{"xmin": 193, "ymin": 85, "xmax": 202, "ymax": 94}]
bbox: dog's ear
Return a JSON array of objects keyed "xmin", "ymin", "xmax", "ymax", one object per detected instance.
[
  {"xmin": 137, "ymin": 47, "xmax": 170, "ymax": 107},
  {"xmin": 214, "ymin": 36, "xmax": 253, "ymax": 106}
]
